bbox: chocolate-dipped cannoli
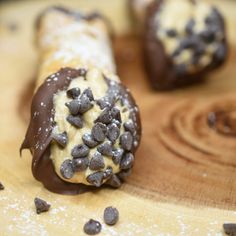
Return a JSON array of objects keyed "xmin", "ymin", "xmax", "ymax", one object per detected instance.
[
  {"xmin": 21, "ymin": 7, "xmax": 141, "ymax": 195},
  {"xmin": 144, "ymin": 0, "xmax": 228, "ymax": 90}
]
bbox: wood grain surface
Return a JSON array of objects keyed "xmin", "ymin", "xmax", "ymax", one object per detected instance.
[{"xmin": 0, "ymin": 0, "xmax": 236, "ymax": 235}]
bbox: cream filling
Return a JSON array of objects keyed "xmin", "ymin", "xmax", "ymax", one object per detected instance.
[
  {"xmin": 50, "ymin": 68, "xmax": 129, "ymax": 185},
  {"xmin": 155, "ymin": 0, "xmax": 218, "ymax": 71}
]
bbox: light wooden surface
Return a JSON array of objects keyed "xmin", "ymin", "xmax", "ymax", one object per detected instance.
[{"xmin": 0, "ymin": 0, "xmax": 236, "ymax": 235}]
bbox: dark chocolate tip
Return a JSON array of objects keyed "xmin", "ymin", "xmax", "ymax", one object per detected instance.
[
  {"xmin": 97, "ymin": 141, "xmax": 113, "ymax": 157},
  {"xmin": 120, "ymin": 132, "xmax": 133, "ymax": 151},
  {"xmin": 120, "ymin": 153, "xmax": 134, "ymax": 170},
  {"xmin": 71, "ymin": 144, "xmax": 90, "ymax": 159},
  {"xmin": 87, "ymin": 172, "xmax": 104, "ymax": 187},
  {"xmin": 0, "ymin": 182, "xmax": 4, "ymax": 190},
  {"xmin": 103, "ymin": 206, "xmax": 119, "ymax": 225},
  {"xmin": 84, "ymin": 219, "xmax": 102, "ymax": 235},
  {"xmin": 34, "ymin": 197, "xmax": 51, "ymax": 214},
  {"xmin": 89, "ymin": 152, "xmax": 105, "ymax": 171},
  {"xmin": 52, "ymin": 131, "xmax": 68, "ymax": 148},
  {"xmin": 91, "ymin": 123, "xmax": 107, "ymax": 142},
  {"xmin": 60, "ymin": 159, "xmax": 74, "ymax": 179},
  {"xmin": 67, "ymin": 114, "xmax": 83, "ymax": 128},
  {"xmin": 106, "ymin": 175, "xmax": 121, "ymax": 188},
  {"xmin": 223, "ymin": 223, "xmax": 236, "ymax": 235},
  {"xmin": 66, "ymin": 87, "xmax": 81, "ymax": 99},
  {"xmin": 82, "ymin": 133, "xmax": 98, "ymax": 148},
  {"xmin": 72, "ymin": 157, "xmax": 89, "ymax": 172}
]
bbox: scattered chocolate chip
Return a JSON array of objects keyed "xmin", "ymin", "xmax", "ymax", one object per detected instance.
[
  {"xmin": 166, "ymin": 29, "xmax": 177, "ymax": 37},
  {"xmin": 223, "ymin": 223, "xmax": 236, "ymax": 236},
  {"xmin": 112, "ymin": 149, "xmax": 124, "ymax": 165},
  {"xmin": 71, "ymin": 144, "xmax": 90, "ymax": 158},
  {"xmin": 215, "ymin": 44, "xmax": 226, "ymax": 62},
  {"xmin": 34, "ymin": 197, "xmax": 51, "ymax": 214},
  {"xmin": 52, "ymin": 131, "xmax": 68, "ymax": 148},
  {"xmin": 120, "ymin": 153, "xmax": 134, "ymax": 170},
  {"xmin": 60, "ymin": 159, "xmax": 74, "ymax": 179},
  {"xmin": 89, "ymin": 152, "xmax": 105, "ymax": 171},
  {"xmin": 78, "ymin": 94, "xmax": 93, "ymax": 113},
  {"xmin": 185, "ymin": 18, "xmax": 195, "ymax": 35},
  {"xmin": 65, "ymin": 100, "xmax": 81, "ymax": 115},
  {"xmin": 0, "ymin": 182, "xmax": 4, "ymax": 190},
  {"xmin": 66, "ymin": 87, "xmax": 81, "ymax": 99},
  {"xmin": 78, "ymin": 68, "xmax": 87, "ymax": 77},
  {"xmin": 103, "ymin": 206, "xmax": 119, "ymax": 225},
  {"xmin": 84, "ymin": 219, "xmax": 102, "ymax": 235},
  {"xmin": 124, "ymin": 120, "xmax": 135, "ymax": 133},
  {"xmin": 103, "ymin": 167, "xmax": 113, "ymax": 179},
  {"xmin": 120, "ymin": 132, "xmax": 133, "ymax": 151},
  {"xmin": 97, "ymin": 141, "xmax": 113, "ymax": 156},
  {"xmin": 82, "ymin": 133, "xmax": 98, "ymax": 148},
  {"xmin": 95, "ymin": 108, "xmax": 113, "ymax": 124},
  {"xmin": 106, "ymin": 175, "xmax": 121, "ymax": 188},
  {"xmin": 110, "ymin": 107, "xmax": 121, "ymax": 122},
  {"xmin": 107, "ymin": 123, "xmax": 120, "ymax": 143},
  {"xmin": 72, "ymin": 157, "xmax": 89, "ymax": 172},
  {"xmin": 82, "ymin": 88, "xmax": 94, "ymax": 101},
  {"xmin": 67, "ymin": 115, "xmax": 83, "ymax": 128},
  {"xmin": 87, "ymin": 172, "xmax": 104, "ymax": 187},
  {"xmin": 117, "ymin": 168, "xmax": 132, "ymax": 180},
  {"xmin": 91, "ymin": 123, "xmax": 107, "ymax": 142}
]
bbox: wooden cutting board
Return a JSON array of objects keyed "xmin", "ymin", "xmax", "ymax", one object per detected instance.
[{"xmin": 0, "ymin": 0, "xmax": 236, "ymax": 235}]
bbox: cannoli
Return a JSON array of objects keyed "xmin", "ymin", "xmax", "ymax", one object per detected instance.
[
  {"xmin": 21, "ymin": 6, "xmax": 141, "ymax": 194},
  {"xmin": 143, "ymin": 0, "xmax": 228, "ymax": 90}
]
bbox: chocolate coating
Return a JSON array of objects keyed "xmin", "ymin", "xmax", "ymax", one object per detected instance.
[
  {"xmin": 144, "ymin": 0, "xmax": 228, "ymax": 90},
  {"xmin": 20, "ymin": 68, "xmax": 141, "ymax": 194}
]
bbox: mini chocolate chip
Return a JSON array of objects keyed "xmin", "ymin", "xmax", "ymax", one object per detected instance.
[
  {"xmin": 66, "ymin": 87, "xmax": 80, "ymax": 99},
  {"xmin": 97, "ymin": 141, "xmax": 113, "ymax": 156},
  {"xmin": 65, "ymin": 100, "xmax": 80, "ymax": 115},
  {"xmin": 87, "ymin": 172, "xmax": 104, "ymax": 187},
  {"xmin": 82, "ymin": 88, "xmax": 94, "ymax": 101},
  {"xmin": 78, "ymin": 94, "xmax": 93, "ymax": 114},
  {"xmin": 67, "ymin": 115, "xmax": 83, "ymax": 128},
  {"xmin": 199, "ymin": 29, "xmax": 215, "ymax": 43},
  {"xmin": 172, "ymin": 48, "xmax": 181, "ymax": 57},
  {"xmin": 91, "ymin": 123, "xmax": 107, "ymax": 142},
  {"xmin": 120, "ymin": 132, "xmax": 133, "ymax": 151},
  {"xmin": 84, "ymin": 219, "xmax": 101, "ymax": 235},
  {"xmin": 166, "ymin": 29, "xmax": 177, "ymax": 37},
  {"xmin": 180, "ymin": 36, "xmax": 198, "ymax": 49},
  {"xmin": 110, "ymin": 107, "xmax": 121, "ymax": 122},
  {"xmin": 0, "ymin": 182, "xmax": 4, "ymax": 190},
  {"xmin": 78, "ymin": 68, "xmax": 87, "ymax": 77},
  {"xmin": 117, "ymin": 168, "xmax": 132, "ymax": 180},
  {"xmin": 95, "ymin": 108, "xmax": 113, "ymax": 124},
  {"xmin": 185, "ymin": 18, "xmax": 195, "ymax": 35},
  {"xmin": 106, "ymin": 175, "xmax": 121, "ymax": 188},
  {"xmin": 60, "ymin": 159, "xmax": 74, "ymax": 179},
  {"xmin": 71, "ymin": 144, "xmax": 89, "ymax": 158},
  {"xmin": 103, "ymin": 206, "xmax": 119, "ymax": 225},
  {"xmin": 89, "ymin": 152, "xmax": 105, "ymax": 171},
  {"xmin": 72, "ymin": 158, "xmax": 89, "ymax": 172},
  {"xmin": 215, "ymin": 44, "xmax": 226, "ymax": 62},
  {"xmin": 124, "ymin": 120, "xmax": 135, "ymax": 133},
  {"xmin": 112, "ymin": 149, "xmax": 124, "ymax": 165},
  {"xmin": 34, "ymin": 197, "xmax": 51, "ymax": 214},
  {"xmin": 96, "ymin": 98, "xmax": 111, "ymax": 109},
  {"xmin": 120, "ymin": 153, "xmax": 134, "ymax": 170},
  {"xmin": 52, "ymin": 131, "xmax": 68, "ymax": 148},
  {"xmin": 112, "ymin": 119, "xmax": 121, "ymax": 128},
  {"xmin": 103, "ymin": 167, "xmax": 113, "ymax": 179},
  {"xmin": 82, "ymin": 133, "xmax": 98, "ymax": 148},
  {"xmin": 107, "ymin": 123, "xmax": 120, "ymax": 143},
  {"xmin": 223, "ymin": 223, "xmax": 236, "ymax": 236}
]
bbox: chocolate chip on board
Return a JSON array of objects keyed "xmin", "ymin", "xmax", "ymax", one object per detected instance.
[
  {"xmin": 34, "ymin": 197, "xmax": 51, "ymax": 214},
  {"xmin": 60, "ymin": 159, "xmax": 74, "ymax": 179},
  {"xmin": 0, "ymin": 182, "xmax": 4, "ymax": 190},
  {"xmin": 66, "ymin": 114, "xmax": 83, "ymax": 128},
  {"xmin": 71, "ymin": 144, "xmax": 90, "ymax": 158},
  {"xmin": 84, "ymin": 219, "xmax": 102, "ymax": 235},
  {"xmin": 103, "ymin": 206, "xmax": 119, "ymax": 225},
  {"xmin": 223, "ymin": 223, "xmax": 236, "ymax": 236}
]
